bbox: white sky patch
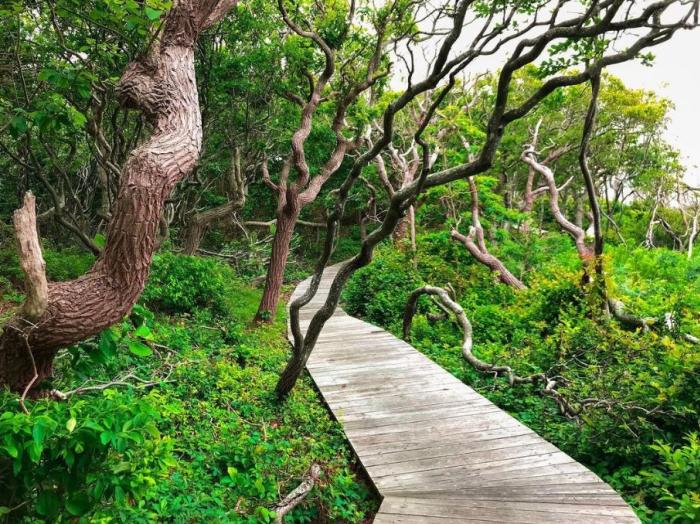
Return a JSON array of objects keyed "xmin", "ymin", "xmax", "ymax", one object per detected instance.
[{"xmin": 386, "ymin": 3, "xmax": 700, "ymax": 185}]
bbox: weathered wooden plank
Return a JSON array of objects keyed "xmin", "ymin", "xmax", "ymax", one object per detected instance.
[
  {"xmin": 377, "ymin": 496, "xmax": 639, "ymax": 523},
  {"xmin": 289, "ymin": 264, "xmax": 639, "ymax": 523}
]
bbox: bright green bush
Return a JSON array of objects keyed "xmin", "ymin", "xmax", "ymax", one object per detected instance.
[
  {"xmin": 1, "ymin": 254, "xmax": 376, "ymax": 522},
  {"xmin": 0, "ymin": 391, "xmax": 172, "ymax": 521},
  {"xmin": 640, "ymin": 434, "xmax": 700, "ymax": 523},
  {"xmin": 141, "ymin": 253, "xmax": 235, "ymax": 315},
  {"xmin": 343, "ymin": 248, "xmax": 421, "ymax": 329}
]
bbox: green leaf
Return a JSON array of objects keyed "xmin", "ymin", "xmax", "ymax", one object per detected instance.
[
  {"xmin": 133, "ymin": 324, "xmax": 153, "ymax": 340},
  {"xmin": 2, "ymin": 442, "xmax": 18, "ymax": 458},
  {"xmin": 36, "ymin": 491, "xmax": 60, "ymax": 518},
  {"xmin": 32, "ymin": 422, "xmax": 46, "ymax": 445},
  {"xmin": 65, "ymin": 493, "xmax": 90, "ymax": 516},
  {"xmin": 128, "ymin": 339, "xmax": 153, "ymax": 357},
  {"xmin": 66, "ymin": 417, "xmax": 77, "ymax": 433},
  {"xmin": 145, "ymin": 7, "xmax": 162, "ymax": 20},
  {"xmin": 27, "ymin": 441, "xmax": 43, "ymax": 463}
]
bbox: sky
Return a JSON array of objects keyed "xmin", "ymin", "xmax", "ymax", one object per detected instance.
[
  {"xmin": 608, "ymin": 28, "xmax": 700, "ymax": 185},
  {"xmin": 392, "ymin": 3, "xmax": 700, "ymax": 186}
]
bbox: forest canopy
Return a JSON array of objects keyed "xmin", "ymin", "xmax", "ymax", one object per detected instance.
[{"xmin": 1, "ymin": 0, "xmax": 700, "ymax": 522}]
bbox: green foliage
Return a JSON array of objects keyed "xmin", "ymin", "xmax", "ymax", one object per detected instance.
[
  {"xmin": 1, "ymin": 255, "xmax": 376, "ymax": 522},
  {"xmin": 43, "ymin": 249, "xmax": 95, "ymax": 281},
  {"xmin": 0, "ymin": 391, "xmax": 172, "ymax": 521},
  {"xmin": 639, "ymin": 435, "xmax": 700, "ymax": 523},
  {"xmin": 343, "ymin": 248, "xmax": 421, "ymax": 329},
  {"xmin": 141, "ymin": 253, "xmax": 236, "ymax": 316}
]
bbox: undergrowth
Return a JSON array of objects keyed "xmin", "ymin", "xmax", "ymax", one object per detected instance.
[{"xmin": 0, "ymin": 250, "xmax": 378, "ymax": 523}]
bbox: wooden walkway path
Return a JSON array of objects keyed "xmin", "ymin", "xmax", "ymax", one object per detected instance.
[{"xmin": 290, "ymin": 264, "xmax": 639, "ymax": 523}]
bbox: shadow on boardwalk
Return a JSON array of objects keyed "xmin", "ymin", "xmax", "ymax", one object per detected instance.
[{"xmin": 290, "ymin": 263, "xmax": 639, "ymax": 523}]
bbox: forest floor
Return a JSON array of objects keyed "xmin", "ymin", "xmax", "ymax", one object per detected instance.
[{"xmin": 0, "ymin": 250, "xmax": 379, "ymax": 523}]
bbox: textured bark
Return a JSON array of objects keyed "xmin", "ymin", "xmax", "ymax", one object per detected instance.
[
  {"xmin": 0, "ymin": 0, "xmax": 237, "ymax": 393},
  {"xmin": 256, "ymin": 200, "xmax": 300, "ymax": 321},
  {"xmin": 272, "ymin": 464, "xmax": 321, "ymax": 524}
]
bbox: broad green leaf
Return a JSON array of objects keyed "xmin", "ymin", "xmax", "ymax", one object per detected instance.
[
  {"xmin": 145, "ymin": 7, "xmax": 162, "ymax": 20},
  {"xmin": 128, "ymin": 340, "xmax": 153, "ymax": 357}
]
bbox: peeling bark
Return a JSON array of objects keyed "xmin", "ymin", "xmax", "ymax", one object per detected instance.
[
  {"xmin": 522, "ymin": 147, "xmax": 593, "ymax": 260},
  {"xmin": 12, "ymin": 193, "xmax": 48, "ymax": 322},
  {"xmin": 272, "ymin": 464, "xmax": 321, "ymax": 524}
]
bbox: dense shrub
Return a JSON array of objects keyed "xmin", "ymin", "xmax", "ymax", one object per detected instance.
[
  {"xmin": 141, "ymin": 253, "xmax": 235, "ymax": 315},
  {"xmin": 1, "ymin": 254, "xmax": 376, "ymax": 522},
  {"xmin": 343, "ymin": 248, "xmax": 421, "ymax": 329},
  {"xmin": 639, "ymin": 434, "xmax": 700, "ymax": 522},
  {"xmin": 0, "ymin": 391, "xmax": 172, "ymax": 521},
  {"xmin": 43, "ymin": 249, "xmax": 95, "ymax": 281}
]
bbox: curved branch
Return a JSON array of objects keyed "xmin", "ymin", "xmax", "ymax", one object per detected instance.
[{"xmin": 403, "ymin": 285, "xmax": 578, "ymax": 418}]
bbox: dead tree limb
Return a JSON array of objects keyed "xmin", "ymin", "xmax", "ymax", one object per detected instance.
[
  {"xmin": 272, "ymin": 464, "xmax": 321, "ymax": 524},
  {"xmin": 12, "ymin": 192, "xmax": 48, "ymax": 322},
  {"xmin": 522, "ymin": 147, "xmax": 593, "ymax": 260},
  {"xmin": 403, "ymin": 285, "xmax": 578, "ymax": 418},
  {"xmin": 451, "ymin": 178, "xmax": 526, "ymax": 290}
]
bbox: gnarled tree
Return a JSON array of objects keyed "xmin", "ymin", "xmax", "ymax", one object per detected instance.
[
  {"xmin": 275, "ymin": 0, "xmax": 699, "ymax": 396},
  {"xmin": 254, "ymin": 0, "xmax": 397, "ymax": 321},
  {"xmin": 0, "ymin": 0, "xmax": 237, "ymax": 394}
]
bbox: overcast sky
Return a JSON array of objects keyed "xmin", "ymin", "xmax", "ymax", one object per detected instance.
[
  {"xmin": 608, "ymin": 28, "xmax": 700, "ymax": 185},
  {"xmin": 393, "ymin": 5, "xmax": 700, "ymax": 186}
]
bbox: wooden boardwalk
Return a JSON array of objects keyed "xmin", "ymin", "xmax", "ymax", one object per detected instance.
[{"xmin": 290, "ymin": 264, "xmax": 639, "ymax": 523}]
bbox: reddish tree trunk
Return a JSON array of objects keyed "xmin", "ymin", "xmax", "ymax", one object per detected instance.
[
  {"xmin": 255, "ymin": 204, "xmax": 300, "ymax": 321},
  {"xmin": 0, "ymin": 0, "xmax": 236, "ymax": 393}
]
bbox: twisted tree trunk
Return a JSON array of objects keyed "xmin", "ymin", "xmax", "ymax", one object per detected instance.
[
  {"xmin": 0, "ymin": 0, "xmax": 236, "ymax": 394},
  {"xmin": 451, "ymin": 178, "xmax": 526, "ymax": 290}
]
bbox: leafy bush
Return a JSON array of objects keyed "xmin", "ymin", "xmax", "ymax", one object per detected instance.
[
  {"xmin": 639, "ymin": 434, "xmax": 700, "ymax": 523},
  {"xmin": 1, "ymin": 254, "xmax": 377, "ymax": 522},
  {"xmin": 343, "ymin": 248, "xmax": 421, "ymax": 329},
  {"xmin": 141, "ymin": 253, "xmax": 235, "ymax": 315},
  {"xmin": 0, "ymin": 391, "xmax": 172, "ymax": 521},
  {"xmin": 43, "ymin": 248, "xmax": 95, "ymax": 281}
]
